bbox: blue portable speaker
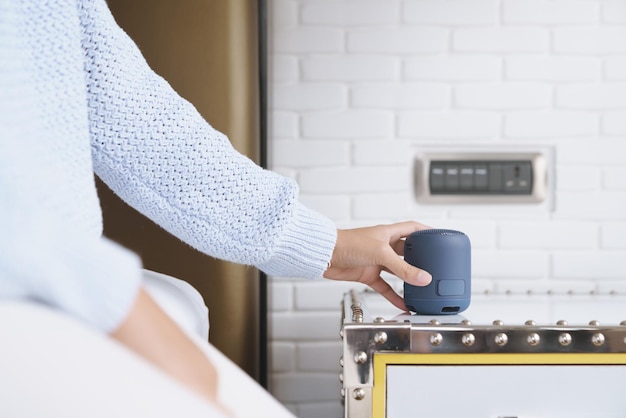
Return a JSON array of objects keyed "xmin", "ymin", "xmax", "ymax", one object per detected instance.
[{"xmin": 403, "ymin": 229, "xmax": 471, "ymax": 315}]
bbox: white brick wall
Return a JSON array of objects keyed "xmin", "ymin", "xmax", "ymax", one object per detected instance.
[{"xmin": 267, "ymin": 1, "xmax": 626, "ymax": 416}]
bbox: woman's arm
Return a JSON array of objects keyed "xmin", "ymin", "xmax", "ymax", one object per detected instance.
[{"xmin": 78, "ymin": 0, "xmax": 336, "ymax": 280}]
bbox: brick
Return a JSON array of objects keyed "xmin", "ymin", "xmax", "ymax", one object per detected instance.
[
  {"xmin": 351, "ymin": 83, "xmax": 450, "ymax": 110},
  {"xmin": 557, "ymin": 84, "xmax": 626, "ymax": 109},
  {"xmin": 352, "ymin": 195, "xmax": 447, "ymax": 222},
  {"xmin": 472, "ymin": 251, "xmax": 548, "ymax": 278},
  {"xmin": 272, "ymin": 140, "xmax": 350, "ymax": 168},
  {"xmin": 405, "ymin": 56, "xmax": 501, "ymax": 81},
  {"xmin": 295, "ymin": 281, "xmax": 368, "ymax": 311},
  {"xmin": 272, "ymin": 55, "xmax": 299, "ymax": 83},
  {"xmin": 449, "ymin": 205, "xmax": 548, "ymax": 221},
  {"xmin": 272, "ymin": 83, "xmax": 347, "ymax": 111},
  {"xmin": 553, "ymin": 252, "xmax": 626, "ymax": 279},
  {"xmin": 398, "ymin": 111, "xmax": 501, "ymax": 139},
  {"xmin": 270, "ymin": 373, "xmax": 341, "ymax": 403},
  {"xmin": 301, "ymin": 1, "xmax": 400, "ymax": 26},
  {"xmin": 273, "ymin": 28, "xmax": 344, "ymax": 54},
  {"xmin": 504, "ymin": 112, "xmax": 598, "ymax": 138},
  {"xmin": 301, "ymin": 110, "xmax": 394, "ymax": 139},
  {"xmin": 298, "ymin": 167, "xmax": 411, "ymax": 193},
  {"xmin": 272, "ymin": 0, "xmax": 298, "ymax": 27},
  {"xmin": 348, "ymin": 28, "xmax": 448, "ymax": 54},
  {"xmin": 559, "ymin": 140, "xmax": 626, "ymax": 164},
  {"xmin": 503, "ymin": 0, "xmax": 599, "ymax": 25},
  {"xmin": 506, "ymin": 56, "xmax": 600, "ymax": 82},
  {"xmin": 453, "ymin": 28, "xmax": 549, "ymax": 52},
  {"xmin": 553, "ymin": 191, "xmax": 626, "ymax": 220},
  {"xmin": 455, "ymin": 83, "xmax": 551, "ymax": 109},
  {"xmin": 603, "ymin": 111, "xmax": 626, "ymax": 135},
  {"xmin": 299, "ymin": 195, "xmax": 351, "ymax": 222},
  {"xmin": 604, "ymin": 168, "xmax": 626, "ymax": 190},
  {"xmin": 352, "ymin": 140, "xmax": 413, "ymax": 165},
  {"xmin": 601, "ymin": 223, "xmax": 626, "ymax": 249},
  {"xmin": 301, "ymin": 56, "xmax": 399, "ymax": 82},
  {"xmin": 554, "ymin": 28, "xmax": 626, "ymax": 54},
  {"xmin": 603, "ymin": 0, "xmax": 626, "ymax": 23},
  {"xmin": 271, "ymin": 111, "xmax": 299, "ymax": 139},
  {"xmin": 499, "ymin": 222, "xmax": 598, "ymax": 249},
  {"xmin": 270, "ymin": 281, "xmax": 294, "ymax": 312},
  {"xmin": 605, "ymin": 57, "xmax": 626, "ymax": 80},
  {"xmin": 270, "ymin": 342, "xmax": 296, "ymax": 373},
  {"xmin": 352, "ymin": 193, "xmax": 422, "ymax": 221},
  {"xmin": 297, "ymin": 342, "xmax": 343, "ymax": 372},
  {"xmin": 270, "ymin": 312, "xmax": 342, "ymax": 341},
  {"xmin": 404, "ymin": 0, "xmax": 499, "ymax": 25},
  {"xmin": 556, "ymin": 166, "xmax": 601, "ymax": 192}
]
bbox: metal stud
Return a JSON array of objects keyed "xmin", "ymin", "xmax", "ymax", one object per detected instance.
[
  {"xmin": 339, "ymin": 356, "xmax": 344, "ymax": 367},
  {"xmin": 525, "ymin": 320, "xmax": 536, "ymax": 326},
  {"xmin": 494, "ymin": 333, "xmax": 508, "ymax": 347},
  {"xmin": 462, "ymin": 333, "xmax": 475, "ymax": 347},
  {"xmin": 559, "ymin": 333, "xmax": 572, "ymax": 346},
  {"xmin": 461, "ymin": 320, "xmax": 472, "ymax": 326},
  {"xmin": 340, "ymin": 388, "xmax": 345, "ymax": 398},
  {"xmin": 592, "ymin": 333, "xmax": 605, "ymax": 347},
  {"xmin": 339, "ymin": 328, "xmax": 344, "ymax": 339},
  {"xmin": 589, "ymin": 320, "xmax": 600, "ymax": 326},
  {"xmin": 354, "ymin": 351, "xmax": 368, "ymax": 364},
  {"xmin": 374, "ymin": 317, "xmax": 385, "ymax": 323},
  {"xmin": 527, "ymin": 332, "xmax": 541, "ymax": 346},
  {"xmin": 353, "ymin": 388, "xmax": 366, "ymax": 400},
  {"xmin": 557, "ymin": 320, "xmax": 568, "ymax": 326},
  {"xmin": 620, "ymin": 321, "xmax": 626, "ymax": 326},
  {"xmin": 493, "ymin": 320, "xmax": 504, "ymax": 326},
  {"xmin": 430, "ymin": 333, "xmax": 443, "ymax": 346},
  {"xmin": 339, "ymin": 373, "xmax": 343, "ymax": 382},
  {"xmin": 429, "ymin": 319, "xmax": 441, "ymax": 325},
  {"xmin": 374, "ymin": 331, "xmax": 388, "ymax": 345}
]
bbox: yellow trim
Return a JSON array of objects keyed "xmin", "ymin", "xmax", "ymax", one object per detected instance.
[{"xmin": 372, "ymin": 352, "xmax": 626, "ymax": 418}]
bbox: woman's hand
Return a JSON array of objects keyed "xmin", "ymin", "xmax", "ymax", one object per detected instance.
[{"xmin": 322, "ymin": 221, "xmax": 433, "ymax": 311}]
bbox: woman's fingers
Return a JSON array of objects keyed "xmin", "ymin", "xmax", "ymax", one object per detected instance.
[
  {"xmin": 367, "ymin": 277, "xmax": 407, "ymax": 311},
  {"xmin": 381, "ymin": 247, "xmax": 432, "ymax": 286}
]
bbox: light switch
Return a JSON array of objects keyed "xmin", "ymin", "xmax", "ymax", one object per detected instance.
[
  {"xmin": 428, "ymin": 160, "xmax": 535, "ymax": 196},
  {"xmin": 444, "ymin": 164, "xmax": 460, "ymax": 191},
  {"xmin": 416, "ymin": 150, "xmax": 549, "ymax": 204}
]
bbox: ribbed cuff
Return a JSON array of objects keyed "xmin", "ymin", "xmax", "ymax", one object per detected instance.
[{"xmin": 256, "ymin": 203, "xmax": 337, "ymax": 279}]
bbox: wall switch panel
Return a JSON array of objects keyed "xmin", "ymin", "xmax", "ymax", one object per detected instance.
[{"xmin": 415, "ymin": 151, "xmax": 548, "ymax": 204}]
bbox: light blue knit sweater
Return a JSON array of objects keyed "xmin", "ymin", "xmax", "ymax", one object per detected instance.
[{"xmin": 0, "ymin": 0, "xmax": 336, "ymax": 332}]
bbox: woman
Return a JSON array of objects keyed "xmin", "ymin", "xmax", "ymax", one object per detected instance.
[{"xmin": 0, "ymin": 0, "xmax": 432, "ymax": 415}]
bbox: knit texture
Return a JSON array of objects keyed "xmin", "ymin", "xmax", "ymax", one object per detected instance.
[{"xmin": 0, "ymin": 0, "xmax": 336, "ymax": 331}]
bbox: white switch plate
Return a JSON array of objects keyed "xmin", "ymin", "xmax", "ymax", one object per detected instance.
[{"xmin": 414, "ymin": 147, "xmax": 553, "ymax": 205}]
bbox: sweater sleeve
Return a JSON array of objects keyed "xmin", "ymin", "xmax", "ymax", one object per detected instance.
[{"xmin": 78, "ymin": 0, "xmax": 337, "ymax": 279}]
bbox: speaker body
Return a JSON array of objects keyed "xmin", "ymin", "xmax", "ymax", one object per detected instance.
[{"xmin": 403, "ymin": 229, "xmax": 471, "ymax": 315}]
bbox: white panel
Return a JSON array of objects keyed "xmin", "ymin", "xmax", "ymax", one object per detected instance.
[{"xmin": 387, "ymin": 364, "xmax": 626, "ymax": 418}]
